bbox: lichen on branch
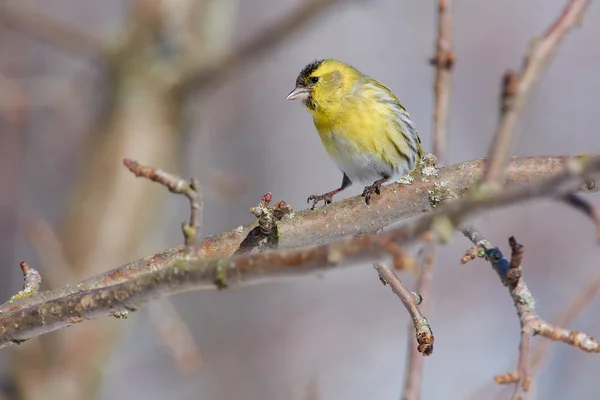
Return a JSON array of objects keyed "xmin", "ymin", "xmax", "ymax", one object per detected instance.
[{"xmin": 0, "ymin": 155, "xmax": 599, "ymax": 349}]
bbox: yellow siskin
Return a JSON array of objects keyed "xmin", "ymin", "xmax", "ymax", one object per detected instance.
[{"xmin": 286, "ymin": 58, "xmax": 424, "ymax": 209}]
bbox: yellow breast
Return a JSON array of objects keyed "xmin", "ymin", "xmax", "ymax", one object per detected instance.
[{"xmin": 309, "ymin": 79, "xmax": 422, "ymax": 183}]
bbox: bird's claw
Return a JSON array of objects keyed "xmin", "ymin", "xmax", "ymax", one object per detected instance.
[
  {"xmin": 307, "ymin": 193, "xmax": 333, "ymax": 210},
  {"xmin": 361, "ymin": 181, "xmax": 383, "ymax": 205}
]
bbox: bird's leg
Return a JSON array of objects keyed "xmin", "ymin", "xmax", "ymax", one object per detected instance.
[
  {"xmin": 362, "ymin": 176, "xmax": 389, "ymax": 205},
  {"xmin": 307, "ymin": 173, "xmax": 352, "ymax": 210},
  {"xmin": 306, "ymin": 189, "xmax": 342, "ymax": 210}
]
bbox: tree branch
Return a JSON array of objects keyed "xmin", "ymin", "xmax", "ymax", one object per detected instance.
[
  {"xmin": 375, "ymin": 260, "xmax": 434, "ymax": 356},
  {"xmin": 132, "ymin": 156, "xmax": 600, "ymax": 261},
  {"xmin": 461, "ymin": 232, "xmax": 600, "ymax": 400},
  {"xmin": 123, "ymin": 159, "xmax": 203, "ymax": 256},
  {"xmin": 500, "ymin": 268, "xmax": 600, "ymax": 391},
  {"xmin": 481, "ymin": 0, "xmax": 591, "ymax": 186},
  {"xmin": 402, "ymin": 243, "xmax": 436, "ymax": 400},
  {"xmin": 468, "ymin": 246, "xmax": 600, "ymax": 400},
  {"xmin": 0, "ymin": 155, "xmax": 598, "ymax": 350},
  {"xmin": 7, "ymin": 262, "xmax": 42, "ymax": 302},
  {"xmin": 476, "ymin": 236, "xmax": 600, "ymax": 400}
]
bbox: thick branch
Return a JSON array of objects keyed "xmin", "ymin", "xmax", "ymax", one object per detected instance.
[
  {"xmin": 0, "ymin": 155, "xmax": 598, "ymax": 349},
  {"xmin": 138, "ymin": 156, "xmax": 598, "ymax": 260},
  {"xmin": 481, "ymin": 0, "xmax": 591, "ymax": 185}
]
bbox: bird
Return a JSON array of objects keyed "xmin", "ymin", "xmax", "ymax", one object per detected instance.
[{"xmin": 286, "ymin": 58, "xmax": 424, "ymax": 209}]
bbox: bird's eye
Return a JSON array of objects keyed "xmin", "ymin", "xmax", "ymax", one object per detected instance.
[{"xmin": 310, "ymin": 76, "xmax": 319, "ymax": 84}]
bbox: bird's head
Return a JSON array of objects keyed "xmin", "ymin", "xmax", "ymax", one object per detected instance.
[{"xmin": 286, "ymin": 59, "xmax": 361, "ymax": 114}]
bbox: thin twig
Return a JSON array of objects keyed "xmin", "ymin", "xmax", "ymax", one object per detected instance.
[
  {"xmin": 402, "ymin": 243, "xmax": 436, "ymax": 400},
  {"xmin": 520, "ymin": 269, "xmax": 600, "ymax": 382},
  {"xmin": 504, "ymin": 237, "xmax": 533, "ymax": 399},
  {"xmin": 8, "ymin": 262, "xmax": 42, "ymax": 302},
  {"xmin": 481, "ymin": 0, "xmax": 591, "ymax": 186},
  {"xmin": 123, "ymin": 159, "xmax": 202, "ymax": 256},
  {"xmin": 487, "ymin": 237, "xmax": 600, "ymax": 400},
  {"xmin": 460, "ymin": 245, "xmax": 480, "ymax": 264},
  {"xmin": 375, "ymin": 261, "xmax": 434, "ymax": 356},
  {"xmin": 19, "ymin": 262, "xmax": 41, "ymax": 295},
  {"xmin": 460, "ymin": 227, "xmax": 600, "ymax": 399},
  {"xmin": 513, "ymin": 329, "xmax": 532, "ymax": 398},
  {"xmin": 469, "ymin": 260, "xmax": 600, "ymax": 400},
  {"xmin": 460, "ymin": 224, "xmax": 510, "ymax": 284},
  {"xmin": 429, "ymin": 0, "xmax": 454, "ymax": 167},
  {"xmin": 0, "ymin": 155, "xmax": 599, "ymax": 349}
]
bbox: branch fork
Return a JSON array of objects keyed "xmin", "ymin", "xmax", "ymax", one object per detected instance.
[
  {"xmin": 123, "ymin": 158, "xmax": 203, "ymax": 257},
  {"xmin": 479, "ymin": 237, "xmax": 600, "ymax": 400}
]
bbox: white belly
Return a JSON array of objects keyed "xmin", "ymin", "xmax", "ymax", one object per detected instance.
[{"xmin": 327, "ymin": 132, "xmax": 396, "ymax": 185}]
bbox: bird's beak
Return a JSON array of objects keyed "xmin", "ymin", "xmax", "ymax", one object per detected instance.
[{"xmin": 286, "ymin": 87, "xmax": 310, "ymax": 101}]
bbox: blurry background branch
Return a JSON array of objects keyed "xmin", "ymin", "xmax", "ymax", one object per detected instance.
[
  {"xmin": 173, "ymin": 0, "xmax": 344, "ymax": 95},
  {"xmin": 0, "ymin": 3, "xmax": 106, "ymax": 55},
  {"xmin": 402, "ymin": 0, "xmax": 454, "ymax": 398},
  {"xmin": 481, "ymin": 0, "xmax": 591, "ymax": 187},
  {"xmin": 429, "ymin": 0, "xmax": 454, "ymax": 168}
]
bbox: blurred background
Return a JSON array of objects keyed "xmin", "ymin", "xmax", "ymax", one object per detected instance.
[{"xmin": 1, "ymin": 0, "xmax": 599, "ymax": 399}]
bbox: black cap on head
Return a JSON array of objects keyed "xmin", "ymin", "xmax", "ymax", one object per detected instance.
[{"xmin": 296, "ymin": 59, "xmax": 324, "ymax": 87}]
